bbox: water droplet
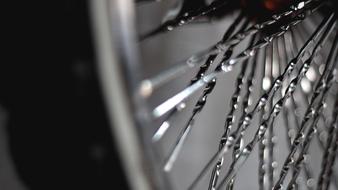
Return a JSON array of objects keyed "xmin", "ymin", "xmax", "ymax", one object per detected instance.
[
  {"xmin": 221, "ymin": 63, "xmax": 233, "ymax": 72},
  {"xmin": 287, "ymin": 80, "xmax": 297, "ymax": 95},
  {"xmin": 297, "ymin": 2, "xmax": 305, "ymax": 9},
  {"xmin": 310, "ymin": 107, "xmax": 316, "ymax": 116},
  {"xmin": 302, "ymin": 62, "xmax": 310, "ymax": 74},
  {"xmin": 229, "ymin": 59, "xmax": 237, "ymax": 65},
  {"xmin": 259, "ymin": 122, "xmax": 268, "ymax": 136},
  {"xmin": 273, "ymin": 100, "xmax": 283, "ymax": 114},
  {"xmin": 228, "ymin": 134, "xmax": 235, "ymax": 143},
  {"xmin": 243, "ymin": 114, "xmax": 252, "ymax": 126},
  {"xmin": 323, "ymin": 102, "xmax": 328, "ymax": 108},
  {"xmin": 177, "ymin": 102, "xmax": 186, "ymax": 111},
  {"xmin": 287, "ymin": 60, "xmax": 296, "ymax": 73},
  {"xmin": 303, "ymin": 154, "xmax": 310, "ymax": 163},
  {"xmin": 258, "ymin": 94, "xmax": 268, "ymax": 109},
  {"xmin": 167, "ymin": 25, "xmax": 174, "ymax": 31},
  {"xmin": 286, "ymin": 157, "xmax": 294, "ymax": 165},
  {"xmin": 274, "ymin": 76, "xmax": 283, "ymax": 88},
  {"xmin": 272, "ymin": 161, "xmax": 278, "ymax": 168},
  {"xmin": 245, "ymin": 49, "xmax": 255, "ymax": 56},
  {"xmin": 288, "ymin": 129, "xmax": 295, "ymax": 138},
  {"xmin": 272, "ymin": 14, "xmax": 281, "ymax": 20},
  {"xmin": 296, "ymin": 176, "xmax": 303, "ymax": 183},
  {"xmin": 307, "ymin": 178, "xmax": 315, "ymax": 187},
  {"xmin": 187, "ymin": 57, "xmax": 195, "ymax": 65}
]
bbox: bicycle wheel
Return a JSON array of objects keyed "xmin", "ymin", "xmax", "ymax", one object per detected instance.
[{"xmin": 91, "ymin": 0, "xmax": 338, "ymax": 190}]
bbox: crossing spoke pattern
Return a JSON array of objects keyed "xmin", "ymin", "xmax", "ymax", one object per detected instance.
[{"xmin": 135, "ymin": 0, "xmax": 338, "ymax": 189}]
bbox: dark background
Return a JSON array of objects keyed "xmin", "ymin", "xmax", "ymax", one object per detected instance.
[{"xmin": 1, "ymin": 1, "xmax": 129, "ymax": 189}]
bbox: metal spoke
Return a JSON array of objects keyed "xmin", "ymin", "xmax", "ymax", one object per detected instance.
[
  {"xmin": 267, "ymin": 40, "xmax": 276, "ymax": 190},
  {"xmin": 99, "ymin": 1, "xmax": 338, "ymax": 190},
  {"xmin": 208, "ymin": 36, "xmax": 257, "ymax": 190},
  {"xmin": 162, "ymin": 34, "xmax": 254, "ymax": 172},
  {"xmin": 215, "ymin": 14, "xmax": 336, "ymax": 190},
  {"xmin": 151, "ymin": 3, "xmax": 324, "ymax": 119},
  {"xmin": 284, "ymin": 29, "xmax": 315, "ymax": 190},
  {"xmin": 185, "ymin": 11, "xmax": 334, "ymax": 190},
  {"xmin": 272, "ymin": 18, "xmax": 337, "ymax": 189},
  {"xmin": 258, "ymin": 45, "xmax": 268, "ymax": 190},
  {"xmin": 152, "ymin": 13, "xmax": 246, "ymax": 142},
  {"xmin": 286, "ymin": 85, "xmax": 337, "ymax": 190},
  {"xmin": 140, "ymin": 0, "xmax": 232, "ymax": 40},
  {"xmin": 139, "ymin": 0, "xmax": 324, "ymax": 99}
]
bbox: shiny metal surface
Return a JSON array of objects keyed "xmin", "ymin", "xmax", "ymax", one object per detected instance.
[{"xmin": 95, "ymin": 0, "xmax": 338, "ymax": 189}]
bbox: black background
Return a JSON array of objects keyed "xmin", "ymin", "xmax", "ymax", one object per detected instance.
[{"xmin": 2, "ymin": 1, "xmax": 129, "ymax": 189}]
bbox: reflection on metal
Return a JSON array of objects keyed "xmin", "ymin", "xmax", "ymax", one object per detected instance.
[
  {"xmin": 90, "ymin": 1, "xmax": 170, "ymax": 190},
  {"xmin": 95, "ymin": 0, "xmax": 338, "ymax": 189}
]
